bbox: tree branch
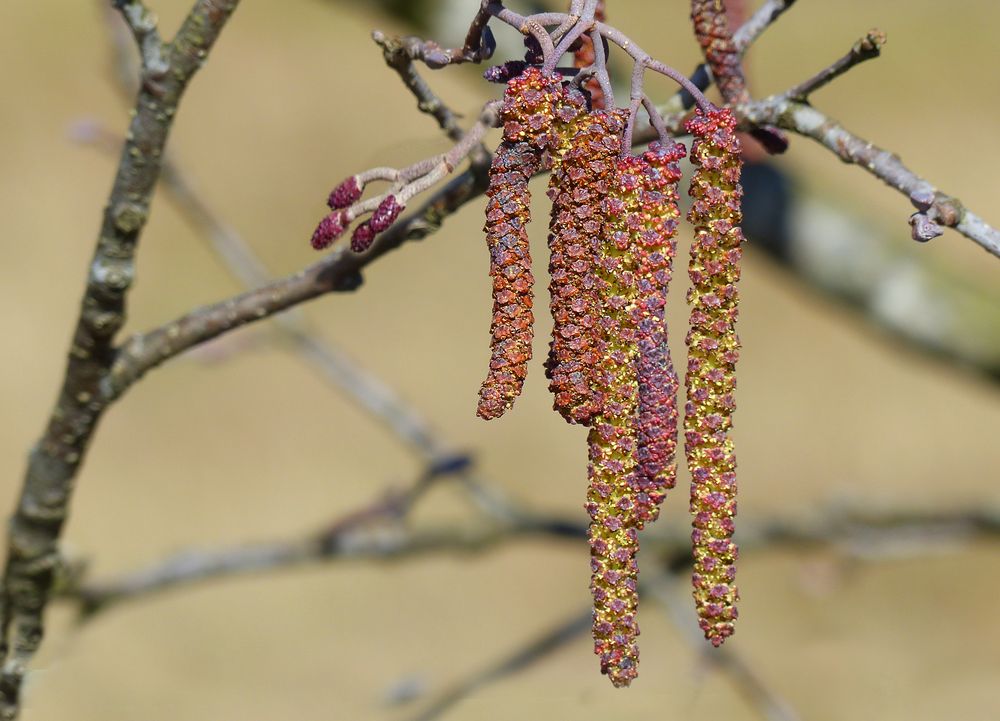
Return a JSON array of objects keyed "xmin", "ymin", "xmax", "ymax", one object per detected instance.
[
  {"xmin": 649, "ymin": 575, "xmax": 801, "ymax": 721},
  {"xmin": 59, "ymin": 497, "xmax": 1000, "ymax": 617},
  {"xmin": 0, "ymin": 1, "xmax": 242, "ymax": 715},
  {"xmin": 732, "ymin": 0, "xmax": 798, "ymax": 52},
  {"xmin": 784, "ymin": 28, "xmax": 886, "ymax": 101},
  {"xmin": 113, "ymin": 0, "xmax": 166, "ymax": 74},
  {"xmin": 403, "ymin": 609, "xmax": 592, "ymax": 721},
  {"xmin": 742, "ymin": 97, "xmax": 1000, "ymax": 258},
  {"xmin": 104, "ymin": 152, "xmax": 491, "ymax": 401}
]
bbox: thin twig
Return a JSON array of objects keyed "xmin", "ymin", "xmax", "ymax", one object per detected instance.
[
  {"xmin": 103, "ymin": 103, "xmax": 500, "ymax": 402},
  {"xmin": 166, "ymin": 164, "xmax": 463, "ymax": 460},
  {"xmin": 648, "ymin": 575, "xmax": 802, "ymax": 721},
  {"xmin": 785, "ymin": 28, "xmax": 887, "ymax": 101},
  {"xmin": 59, "ymin": 502, "xmax": 1000, "ymax": 615},
  {"xmin": 112, "ymin": 0, "xmax": 166, "ymax": 73},
  {"xmin": 732, "ymin": 0, "xmax": 798, "ymax": 52},
  {"xmin": 742, "ymin": 97, "xmax": 1000, "ymax": 258},
  {"xmin": 372, "ymin": 32, "xmax": 466, "ymax": 141},
  {"xmin": 404, "ymin": 609, "xmax": 592, "ymax": 721}
]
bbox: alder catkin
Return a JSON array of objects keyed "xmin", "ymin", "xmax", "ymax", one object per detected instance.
[
  {"xmin": 690, "ymin": 0, "xmax": 749, "ymax": 105},
  {"xmin": 476, "ymin": 68, "xmax": 562, "ymax": 420},
  {"xmin": 545, "ymin": 97, "xmax": 617, "ymax": 425},
  {"xmin": 630, "ymin": 141, "xmax": 686, "ymax": 526},
  {"xmin": 690, "ymin": 0, "xmax": 788, "ymax": 153},
  {"xmin": 585, "ymin": 122, "xmax": 649, "ymax": 688},
  {"xmin": 684, "ymin": 106, "xmax": 744, "ymax": 647}
]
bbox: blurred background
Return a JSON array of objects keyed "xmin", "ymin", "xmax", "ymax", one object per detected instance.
[{"xmin": 1, "ymin": 1, "xmax": 998, "ymax": 719}]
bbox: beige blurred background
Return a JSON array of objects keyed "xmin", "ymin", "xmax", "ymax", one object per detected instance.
[{"xmin": 1, "ymin": 1, "xmax": 999, "ymax": 719}]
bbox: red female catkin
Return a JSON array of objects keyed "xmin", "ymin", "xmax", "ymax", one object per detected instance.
[{"xmin": 684, "ymin": 106, "xmax": 744, "ymax": 646}]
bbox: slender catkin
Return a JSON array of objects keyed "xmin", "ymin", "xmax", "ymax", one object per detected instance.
[
  {"xmin": 585, "ymin": 123, "xmax": 647, "ymax": 688},
  {"xmin": 690, "ymin": 0, "xmax": 750, "ymax": 105},
  {"xmin": 545, "ymin": 93, "xmax": 614, "ymax": 425},
  {"xmin": 476, "ymin": 68, "xmax": 562, "ymax": 420},
  {"xmin": 630, "ymin": 141, "xmax": 686, "ymax": 526},
  {"xmin": 690, "ymin": 0, "xmax": 787, "ymax": 153},
  {"xmin": 684, "ymin": 106, "xmax": 744, "ymax": 646}
]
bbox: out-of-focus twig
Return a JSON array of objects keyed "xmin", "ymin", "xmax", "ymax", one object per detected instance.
[
  {"xmin": 59, "ymin": 499, "xmax": 1000, "ymax": 616},
  {"xmin": 404, "ymin": 609, "xmax": 592, "ymax": 721},
  {"xmin": 732, "ymin": 0, "xmax": 798, "ymax": 51},
  {"xmin": 781, "ymin": 194, "xmax": 1000, "ymax": 377},
  {"xmin": 648, "ymin": 575, "xmax": 801, "ymax": 721}
]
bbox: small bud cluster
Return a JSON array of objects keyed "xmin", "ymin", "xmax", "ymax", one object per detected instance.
[
  {"xmin": 684, "ymin": 107, "xmax": 743, "ymax": 647},
  {"xmin": 310, "ymin": 172, "xmax": 407, "ymax": 253},
  {"xmin": 351, "ymin": 195, "xmax": 404, "ymax": 253}
]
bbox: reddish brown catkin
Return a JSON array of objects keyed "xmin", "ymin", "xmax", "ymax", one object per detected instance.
[
  {"xmin": 476, "ymin": 68, "xmax": 562, "ymax": 420},
  {"xmin": 690, "ymin": 0, "xmax": 787, "ymax": 154},
  {"xmin": 585, "ymin": 119, "xmax": 648, "ymax": 689},
  {"xmin": 545, "ymin": 93, "xmax": 615, "ymax": 425},
  {"xmin": 684, "ymin": 106, "xmax": 744, "ymax": 647},
  {"xmin": 690, "ymin": 0, "xmax": 750, "ymax": 105},
  {"xmin": 630, "ymin": 141, "xmax": 686, "ymax": 526}
]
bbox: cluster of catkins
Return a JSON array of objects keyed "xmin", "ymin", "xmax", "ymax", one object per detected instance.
[
  {"xmin": 309, "ymin": 65, "xmax": 745, "ymax": 688},
  {"xmin": 476, "ymin": 68, "xmax": 745, "ymax": 687}
]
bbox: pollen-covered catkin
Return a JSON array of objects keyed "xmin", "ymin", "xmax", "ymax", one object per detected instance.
[
  {"xmin": 476, "ymin": 68, "xmax": 562, "ymax": 420},
  {"xmin": 684, "ymin": 106, "xmax": 744, "ymax": 647},
  {"xmin": 585, "ymin": 125, "xmax": 648, "ymax": 689}
]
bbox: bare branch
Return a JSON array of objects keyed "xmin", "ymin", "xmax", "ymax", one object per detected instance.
[
  {"xmin": 372, "ymin": 31, "xmax": 467, "ymax": 142},
  {"xmin": 0, "ymin": 1, "xmax": 242, "ymax": 715},
  {"xmin": 112, "ymin": 0, "xmax": 166, "ymax": 74},
  {"xmin": 742, "ymin": 98, "xmax": 1000, "ymax": 258},
  {"xmin": 404, "ymin": 610, "xmax": 592, "ymax": 721},
  {"xmin": 59, "ymin": 499, "xmax": 1000, "ymax": 617},
  {"xmin": 784, "ymin": 28, "xmax": 887, "ymax": 101},
  {"xmin": 732, "ymin": 0, "xmax": 798, "ymax": 52},
  {"xmin": 164, "ymin": 161, "xmax": 464, "ymax": 460},
  {"xmin": 104, "ymin": 105, "xmax": 498, "ymax": 400},
  {"xmin": 66, "ymin": 518, "xmax": 578, "ymax": 615}
]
